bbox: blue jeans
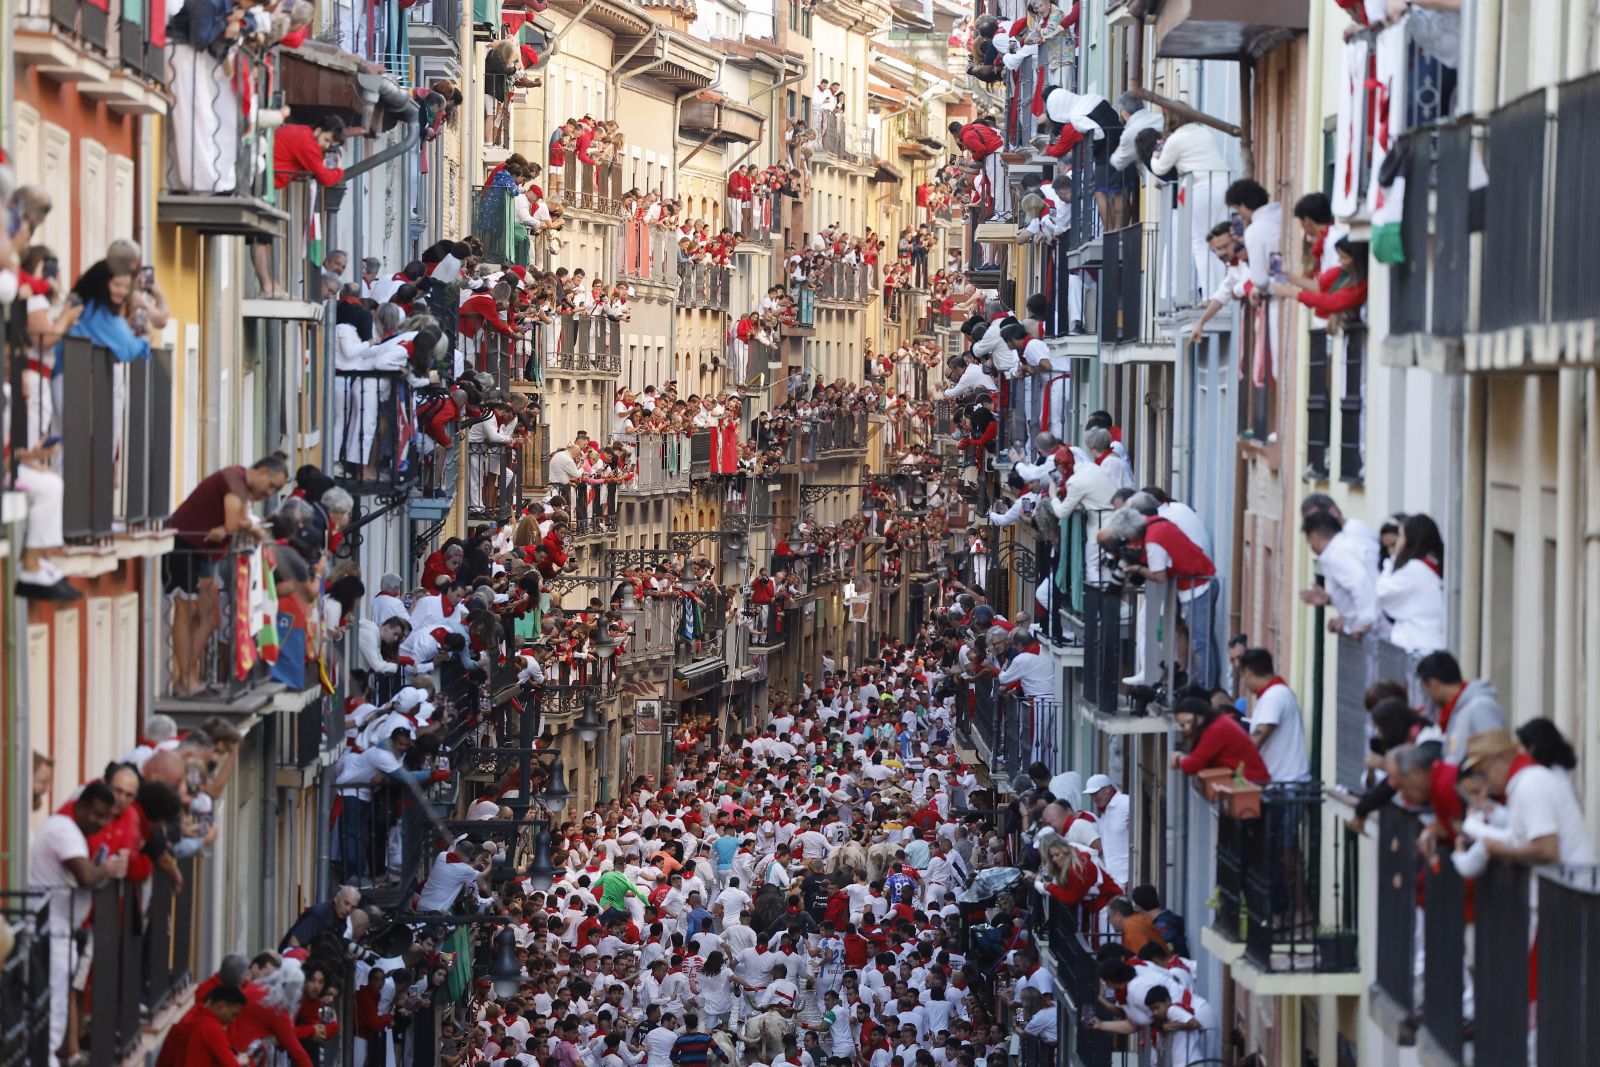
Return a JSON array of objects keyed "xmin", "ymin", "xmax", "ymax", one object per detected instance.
[
  {"xmin": 1182, "ymin": 579, "xmax": 1219, "ymax": 690},
  {"xmin": 338, "ymin": 795, "xmax": 372, "ymax": 880}
]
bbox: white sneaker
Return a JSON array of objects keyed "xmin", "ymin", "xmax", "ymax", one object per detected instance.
[{"xmin": 1121, "ymin": 672, "xmax": 1147, "ymax": 686}]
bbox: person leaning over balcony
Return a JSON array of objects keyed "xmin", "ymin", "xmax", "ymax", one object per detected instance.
[
  {"xmin": 1223, "ymin": 178, "xmax": 1283, "ymax": 301},
  {"xmin": 1140, "ymin": 115, "xmax": 1231, "ymax": 296},
  {"xmin": 1169, "ymin": 695, "xmax": 1270, "ymax": 783},
  {"xmin": 1459, "ymin": 729, "xmax": 1595, "ymax": 865},
  {"xmin": 1272, "ymin": 237, "xmax": 1370, "ymax": 322},
  {"xmin": 1106, "ymin": 895, "xmax": 1166, "ymax": 955},
  {"xmin": 154, "ymin": 983, "xmax": 251, "ymax": 1067},
  {"xmin": 949, "ymin": 118, "xmax": 1003, "ymax": 164},
  {"xmin": 1300, "ymin": 508, "xmax": 1379, "ymax": 636},
  {"xmin": 1185, "ymin": 222, "xmax": 1251, "ymax": 348},
  {"xmin": 32, "ymin": 780, "xmax": 127, "ymax": 1067},
  {"xmin": 1236, "ymin": 648, "xmax": 1311, "ymax": 783},
  {"xmin": 1373, "ymin": 512, "xmax": 1447, "ymax": 655},
  {"xmin": 1415, "ymin": 651, "xmax": 1506, "ymax": 766},
  {"xmin": 163, "ymin": 455, "xmax": 287, "ymax": 697},
  {"xmin": 281, "ymin": 886, "xmax": 362, "ymax": 949}
]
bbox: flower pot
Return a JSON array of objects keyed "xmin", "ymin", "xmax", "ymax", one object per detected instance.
[
  {"xmin": 1214, "ymin": 781, "xmax": 1263, "ymax": 820},
  {"xmin": 1315, "ymin": 930, "xmax": 1359, "ymax": 972},
  {"xmin": 1196, "ymin": 767, "xmax": 1234, "ymax": 801}
]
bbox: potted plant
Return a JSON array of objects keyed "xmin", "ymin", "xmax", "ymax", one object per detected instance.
[
  {"xmin": 1315, "ymin": 927, "xmax": 1358, "ymax": 971},
  {"xmin": 1196, "ymin": 766, "xmax": 1233, "ymax": 801},
  {"xmin": 1213, "ymin": 765, "xmax": 1263, "ymax": 819}
]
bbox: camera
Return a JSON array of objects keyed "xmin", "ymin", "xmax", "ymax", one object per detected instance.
[{"xmin": 1102, "ymin": 542, "xmax": 1145, "ymax": 588}]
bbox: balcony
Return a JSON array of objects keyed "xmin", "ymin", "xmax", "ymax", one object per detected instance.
[
  {"xmin": 158, "ymin": 49, "xmax": 288, "ymax": 238},
  {"xmin": 406, "ymin": 0, "xmax": 461, "ymax": 56},
  {"xmin": 1099, "ymin": 223, "xmax": 1166, "ymax": 362},
  {"xmin": 332, "ymin": 370, "xmax": 419, "ymax": 496},
  {"xmin": 1025, "ymin": 889, "xmax": 1116, "ymax": 1067},
  {"xmin": 548, "ymin": 315, "xmax": 623, "ymax": 376},
  {"xmin": 814, "ymin": 262, "xmax": 874, "ymax": 305},
  {"xmin": 619, "ymin": 432, "xmax": 692, "ymax": 494},
  {"xmin": 571, "ymin": 475, "xmax": 618, "ymax": 539},
  {"xmin": 813, "ymin": 116, "xmax": 876, "ymax": 168},
  {"xmin": 15, "ymin": 0, "xmax": 167, "ymax": 109},
  {"xmin": 1152, "ymin": 168, "xmax": 1236, "ymax": 320},
  {"xmin": 1152, "ymin": 0, "xmax": 1307, "ymax": 60},
  {"xmin": 0, "ymin": 895, "xmax": 49, "ymax": 1067},
  {"xmin": 785, "ymin": 288, "xmax": 817, "ymax": 333},
  {"xmin": 677, "ymin": 262, "xmax": 733, "ymax": 312},
  {"xmin": 409, "ymin": 438, "xmax": 460, "ymax": 521},
  {"xmin": 812, "ymin": 411, "xmax": 870, "ymax": 458},
  {"xmin": 471, "ymin": 186, "xmax": 526, "ymax": 267},
  {"xmin": 1205, "ymin": 783, "xmax": 1361, "ymax": 987},
  {"xmin": 731, "ymin": 192, "xmax": 783, "ymax": 246},
  {"xmin": 674, "ymin": 589, "xmax": 730, "ymax": 684},
  {"xmin": 557, "ymin": 156, "xmax": 625, "ymax": 217},
  {"xmin": 466, "ymin": 440, "xmax": 523, "ymax": 523},
  {"xmin": 156, "ymin": 538, "xmax": 282, "ymax": 711},
  {"xmin": 49, "ymin": 340, "xmax": 174, "ymax": 549},
  {"xmin": 1383, "ymin": 120, "xmax": 1474, "ymax": 371},
  {"xmin": 275, "ymin": 687, "xmax": 345, "ymax": 787},
  {"xmin": 679, "ymin": 94, "xmax": 764, "ymax": 145},
  {"xmin": 963, "ymin": 683, "xmax": 1061, "ymax": 782},
  {"xmin": 618, "ymin": 220, "xmax": 678, "ymax": 288},
  {"xmin": 621, "ymin": 594, "xmax": 680, "ymax": 662}
]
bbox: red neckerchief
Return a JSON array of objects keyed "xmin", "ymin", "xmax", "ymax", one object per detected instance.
[
  {"xmin": 1256, "ymin": 677, "xmax": 1288, "ymax": 698},
  {"xmin": 1093, "ymin": 450, "xmax": 1111, "ymax": 465},
  {"xmin": 1420, "ymin": 554, "xmax": 1443, "ymax": 578},
  {"xmin": 1500, "ymin": 753, "xmax": 1540, "ymax": 799},
  {"xmin": 1436, "ymin": 684, "xmax": 1466, "ymax": 731}
]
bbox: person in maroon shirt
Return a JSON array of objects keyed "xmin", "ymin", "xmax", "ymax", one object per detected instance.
[
  {"xmin": 1168, "ymin": 696, "xmax": 1270, "ymax": 783},
  {"xmin": 164, "ymin": 455, "xmax": 287, "ymax": 696}
]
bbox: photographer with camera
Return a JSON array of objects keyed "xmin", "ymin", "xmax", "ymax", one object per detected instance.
[{"xmin": 1096, "ymin": 493, "xmax": 1218, "ymax": 691}]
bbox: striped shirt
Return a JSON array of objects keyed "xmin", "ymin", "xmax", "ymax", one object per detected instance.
[{"xmin": 669, "ymin": 1031, "xmax": 727, "ymax": 1065}]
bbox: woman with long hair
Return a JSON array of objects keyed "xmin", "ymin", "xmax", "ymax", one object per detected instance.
[
  {"xmin": 1168, "ymin": 696, "xmax": 1270, "ymax": 783},
  {"xmin": 1375, "ymin": 512, "xmax": 1446, "ymax": 655}
]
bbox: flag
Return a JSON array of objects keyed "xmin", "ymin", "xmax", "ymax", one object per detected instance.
[{"xmin": 270, "ymin": 595, "xmax": 308, "ymax": 690}]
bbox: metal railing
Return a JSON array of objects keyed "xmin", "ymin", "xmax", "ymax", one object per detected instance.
[
  {"xmin": 1213, "ymin": 784, "xmax": 1359, "ymax": 973},
  {"xmin": 558, "ymin": 156, "xmax": 625, "ymax": 215},
  {"xmin": 0, "ymin": 896, "xmax": 49, "ymax": 1067},
  {"xmin": 1372, "ymin": 806, "xmax": 1422, "ymax": 1021},
  {"xmin": 158, "ymin": 537, "xmax": 274, "ymax": 703},
  {"xmin": 334, "ymin": 370, "xmax": 417, "ymax": 493},
  {"xmin": 675, "ymin": 587, "xmax": 729, "ymax": 665},
  {"xmin": 815, "ymin": 262, "xmax": 873, "ymax": 303},
  {"xmin": 164, "ymin": 45, "xmax": 276, "ymax": 201},
  {"xmin": 1100, "ymin": 223, "xmax": 1158, "ymax": 346},
  {"xmin": 619, "ymin": 432, "xmax": 691, "ymax": 493},
  {"xmin": 622, "ymin": 594, "xmax": 679, "ymax": 661},
  {"xmin": 814, "ymin": 116, "xmax": 875, "ymax": 164},
  {"xmin": 1389, "ymin": 121, "xmax": 1474, "ymax": 339},
  {"xmin": 406, "ymin": 0, "xmax": 461, "ymax": 40},
  {"xmin": 971, "ymin": 690, "xmax": 1060, "ymax": 781},
  {"xmin": 1333, "ymin": 635, "xmax": 1423, "ymax": 791},
  {"xmin": 1153, "ymin": 169, "xmax": 1235, "ymax": 316},
  {"xmin": 471, "ymin": 185, "xmax": 525, "ymax": 266},
  {"xmin": 791, "ymin": 287, "xmax": 817, "ymax": 328},
  {"xmin": 677, "ymin": 262, "xmax": 732, "ymax": 311},
  {"xmin": 548, "ymin": 314, "xmax": 623, "ymax": 374},
  {"xmin": 812, "ymin": 411, "xmax": 869, "ymax": 456},
  {"xmin": 728, "ymin": 192, "xmax": 780, "ymax": 243},
  {"xmin": 466, "ymin": 441, "xmax": 523, "ymax": 521},
  {"xmin": 619, "ymin": 220, "xmax": 676, "ymax": 284}
]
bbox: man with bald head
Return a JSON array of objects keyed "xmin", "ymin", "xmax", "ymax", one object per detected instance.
[{"xmin": 282, "ymin": 886, "xmax": 362, "ymax": 949}]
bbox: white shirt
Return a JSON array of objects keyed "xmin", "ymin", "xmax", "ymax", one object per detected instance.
[
  {"xmin": 30, "ymin": 813, "xmax": 91, "ymax": 933},
  {"xmin": 1158, "ymin": 501, "xmax": 1212, "ymax": 559},
  {"xmin": 1249, "ymin": 681, "xmax": 1310, "ymax": 782},
  {"xmin": 417, "ymin": 852, "xmax": 482, "ymax": 911},
  {"xmin": 1095, "ymin": 791, "xmax": 1131, "ymax": 887},
  {"xmin": 997, "ymin": 652, "xmax": 1055, "ymax": 699},
  {"xmin": 1505, "ymin": 763, "xmax": 1596, "ymax": 863},
  {"xmin": 1375, "ymin": 557, "xmax": 1446, "ymax": 655},
  {"xmin": 943, "ymin": 363, "xmax": 997, "ymax": 399},
  {"xmin": 1317, "ymin": 529, "xmax": 1379, "ymax": 633},
  {"xmin": 1151, "ymin": 123, "xmax": 1228, "ymax": 178},
  {"xmin": 1094, "ymin": 451, "xmax": 1135, "ymax": 492},
  {"xmin": 1244, "ymin": 201, "xmax": 1284, "ymax": 293},
  {"xmin": 371, "ymin": 591, "xmax": 408, "ymax": 625}
]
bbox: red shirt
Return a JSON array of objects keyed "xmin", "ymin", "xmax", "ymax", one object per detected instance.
[
  {"xmin": 957, "ymin": 123, "xmax": 1002, "ymax": 158},
  {"xmin": 168, "ymin": 465, "xmax": 249, "ymax": 549},
  {"xmin": 154, "ymin": 1004, "xmax": 240, "ymax": 1067},
  {"xmin": 273, "ymin": 125, "xmax": 345, "ymax": 189},
  {"xmin": 1178, "ymin": 715, "xmax": 1270, "ymax": 784}
]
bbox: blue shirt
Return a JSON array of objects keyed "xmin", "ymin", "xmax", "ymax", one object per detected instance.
[{"xmin": 712, "ymin": 834, "xmax": 740, "ymax": 869}]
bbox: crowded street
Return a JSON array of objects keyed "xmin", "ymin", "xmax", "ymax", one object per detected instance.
[{"xmin": 6, "ymin": 0, "xmax": 1600, "ymax": 1066}]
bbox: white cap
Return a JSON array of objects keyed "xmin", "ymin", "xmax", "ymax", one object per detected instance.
[{"xmin": 1084, "ymin": 774, "xmax": 1115, "ymax": 794}]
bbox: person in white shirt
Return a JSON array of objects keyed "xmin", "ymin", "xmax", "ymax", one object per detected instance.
[
  {"xmin": 1374, "ymin": 513, "xmax": 1447, "ymax": 655},
  {"xmin": 1083, "ymin": 426, "xmax": 1133, "ymax": 491},
  {"xmin": 997, "ymin": 647, "xmax": 1055, "ymax": 700},
  {"xmin": 371, "ymin": 574, "xmax": 408, "ymax": 625},
  {"xmin": 1238, "ymin": 648, "xmax": 1310, "ymax": 782},
  {"xmin": 32, "ymin": 783, "xmax": 127, "ymax": 1067},
  {"xmin": 1224, "ymin": 178, "xmax": 1283, "ymax": 297},
  {"xmin": 1187, "ymin": 224, "xmax": 1252, "ymax": 347},
  {"xmin": 943, "ymin": 355, "xmax": 997, "ymax": 399},
  {"xmin": 1461, "ymin": 728, "xmax": 1597, "ymax": 865},
  {"xmin": 1301, "ymin": 509, "xmax": 1378, "ymax": 635},
  {"xmin": 1141, "ymin": 117, "xmax": 1230, "ymax": 298},
  {"xmin": 1084, "ymin": 774, "xmax": 1131, "ymax": 888}
]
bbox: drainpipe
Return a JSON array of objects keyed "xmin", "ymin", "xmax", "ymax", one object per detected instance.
[
  {"xmin": 1123, "ymin": 1, "xmax": 1248, "ymax": 163},
  {"xmin": 1553, "ymin": 367, "xmax": 1580, "ymax": 741},
  {"xmin": 544, "ymin": 0, "xmax": 604, "ymax": 66},
  {"xmin": 341, "ymin": 99, "xmax": 422, "ymax": 182},
  {"xmin": 1584, "ymin": 369, "xmax": 1600, "ymax": 828}
]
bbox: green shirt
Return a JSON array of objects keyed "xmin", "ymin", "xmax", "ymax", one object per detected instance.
[{"xmin": 597, "ymin": 870, "xmax": 649, "ymax": 911}]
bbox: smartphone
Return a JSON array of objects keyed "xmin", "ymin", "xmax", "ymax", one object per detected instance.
[
  {"xmin": 41, "ymin": 258, "xmax": 59, "ymax": 281},
  {"xmin": 139, "ymin": 266, "xmax": 155, "ymax": 289},
  {"xmin": 42, "ymin": 435, "xmax": 61, "ymax": 449},
  {"xmin": 94, "ymin": 844, "xmax": 109, "ymax": 865}
]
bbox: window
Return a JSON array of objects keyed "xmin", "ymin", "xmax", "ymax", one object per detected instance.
[
  {"xmin": 1305, "ymin": 329, "xmax": 1330, "ymax": 478},
  {"xmin": 1338, "ymin": 328, "xmax": 1365, "ymax": 483}
]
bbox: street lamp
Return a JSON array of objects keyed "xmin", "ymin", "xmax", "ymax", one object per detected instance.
[
  {"xmin": 489, "ymin": 926, "xmax": 521, "ymax": 997},
  {"xmin": 541, "ymin": 756, "xmax": 571, "ymax": 813},
  {"xmin": 525, "ymin": 826, "xmax": 556, "ymax": 892},
  {"xmin": 574, "ymin": 693, "xmax": 603, "ymax": 744}
]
